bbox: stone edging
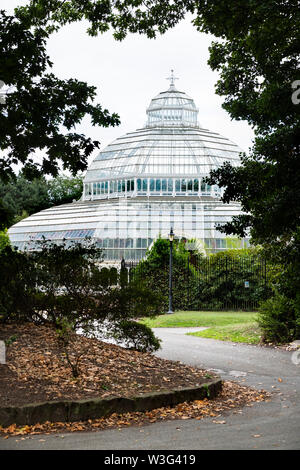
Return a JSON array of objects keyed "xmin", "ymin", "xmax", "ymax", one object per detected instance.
[{"xmin": 0, "ymin": 378, "xmax": 222, "ymax": 427}]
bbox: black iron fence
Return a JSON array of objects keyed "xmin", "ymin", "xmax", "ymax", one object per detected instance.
[
  {"xmin": 123, "ymin": 254, "xmax": 271, "ymax": 311},
  {"xmin": 182, "ymin": 254, "xmax": 269, "ymax": 311}
]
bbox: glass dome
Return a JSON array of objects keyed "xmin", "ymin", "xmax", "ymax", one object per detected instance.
[
  {"xmin": 83, "ymin": 81, "xmax": 241, "ymax": 199},
  {"xmin": 146, "ymin": 84, "xmax": 198, "ymax": 127},
  {"xmin": 8, "ymin": 76, "xmax": 247, "ymax": 261}
]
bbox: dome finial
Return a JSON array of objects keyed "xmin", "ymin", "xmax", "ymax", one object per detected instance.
[{"xmin": 166, "ymin": 69, "xmax": 179, "ymax": 88}]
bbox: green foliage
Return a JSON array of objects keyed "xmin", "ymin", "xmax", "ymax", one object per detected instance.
[
  {"xmin": 0, "ymin": 228, "xmax": 10, "ymax": 252},
  {"xmin": 258, "ymin": 294, "xmax": 300, "ymax": 344},
  {"xmin": 0, "ymin": 246, "xmax": 37, "ymax": 323},
  {"xmin": 0, "ymin": 9, "xmax": 120, "ymax": 182},
  {"xmin": 0, "ymin": 173, "xmax": 84, "ymax": 229},
  {"xmin": 47, "ymin": 174, "xmax": 83, "ymax": 206},
  {"xmin": 109, "ymin": 267, "xmax": 118, "ymax": 285},
  {"xmin": 257, "ymin": 230, "xmax": 300, "ymax": 343},
  {"xmin": 99, "ymin": 266, "xmax": 110, "ymax": 288},
  {"xmin": 0, "ymin": 198, "xmax": 14, "ymax": 230},
  {"xmin": 112, "ymin": 320, "xmax": 161, "ymax": 353},
  {"xmin": 4, "ymin": 334, "xmax": 17, "ymax": 348},
  {"xmin": 120, "ymin": 263, "xmax": 129, "ymax": 288},
  {"xmin": 15, "ymin": 0, "xmax": 190, "ymax": 39},
  {"xmin": 200, "ymin": 2, "xmax": 300, "ymax": 247},
  {"xmin": 132, "ymin": 238, "xmax": 193, "ymax": 312},
  {"xmin": 0, "ymin": 174, "xmax": 50, "ymax": 226},
  {"xmin": 0, "ymin": 240, "xmax": 162, "ymax": 353}
]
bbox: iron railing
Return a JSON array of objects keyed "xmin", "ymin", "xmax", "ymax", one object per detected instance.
[{"xmin": 121, "ymin": 254, "xmax": 271, "ymax": 311}]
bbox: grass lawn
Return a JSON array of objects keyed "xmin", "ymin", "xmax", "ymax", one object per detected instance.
[{"xmin": 141, "ymin": 311, "xmax": 262, "ymax": 345}]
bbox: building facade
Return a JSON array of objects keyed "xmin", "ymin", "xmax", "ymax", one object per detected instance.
[{"xmin": 8, "ymin": 76, "xmax": 247, "ymax": 261}]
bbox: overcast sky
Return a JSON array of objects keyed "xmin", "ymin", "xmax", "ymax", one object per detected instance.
[{"xmin": 3, "ymin": 1, "xmax": 255, "ymax": 169}]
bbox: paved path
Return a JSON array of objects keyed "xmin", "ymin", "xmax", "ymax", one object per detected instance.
[{"xmin": 1, "ymin": 328, "xmax": 299, "ymax": 450}]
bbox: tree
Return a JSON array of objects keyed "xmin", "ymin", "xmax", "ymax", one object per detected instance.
[
  {"xmin": 132, "ymin": 238, "xmax": 198, "ymax": 311},
  {"xmin": 0, "ymin": 172, "xmax": 84, "ymax": 227},
  {"xmin": 15, "ymin": 0, "xmax": 190, "ymax": 39},
  {"xmin": 0, "ymin": 9, "xmax": 120, "ymax": 182},
  {"xmin": 203, "ymin": 1, "xmax": 300, "ymax": 245},
  {"xmin": 0, "ymin": 173, "xmax": 50, "ymax": 223},
  {"xmin": 0, "ymin": 239, "xmax": 162, "ymax": 352},
  {"xmin": 0, "ymin": 228, "xmax": 10, "ymax": 252},
  {"xmin": 47, "ymin": 174, "xmax": 83, "ymax": 206},
  {"xmin": 191, "ymin": 2, "xmax": 299, "ymax": 339}
]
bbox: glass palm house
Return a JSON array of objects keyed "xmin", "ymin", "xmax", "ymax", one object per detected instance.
[{"xmin": 8, "ymin": 73, "xmax": 248, "ymax": 262}]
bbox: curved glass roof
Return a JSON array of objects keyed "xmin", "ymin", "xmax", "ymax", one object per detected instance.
[
  {"xmin": 146, "ymin": 85, "xmax": 198, "ymax": 127},
  {"xmin": 83, "ymin": 83, "xmax": 242, "ymax": 188}
]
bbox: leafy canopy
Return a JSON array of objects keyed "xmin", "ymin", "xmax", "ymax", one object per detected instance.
[
  {"xmin": 0, "ymin": 173, "xmax": 83, "ymax": 228},
  {"xmin": 0, "ymin": 9, "xmax": 120, "ymax": 184}
]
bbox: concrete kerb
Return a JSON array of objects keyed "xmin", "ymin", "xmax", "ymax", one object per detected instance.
[{"xmin": 0, "ymin": 378, "xmax": 222, "ymax": 427}]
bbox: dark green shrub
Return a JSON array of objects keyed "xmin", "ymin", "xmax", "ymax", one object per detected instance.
[
  {"xmin": 110, "ymin": 267, "xmax": 118, "ymax": 285},
  {"xmin": 0, "ymin": 240, "xmax": 162, "ymax": 353},
  {"xmin": 99, "ymin": 267, "xmax": 110, "ymax": 287},
  {"xmin": 0, "ymin": 246, "xmax": 36, "ymax": 323},
  {"xmin": 0, "ymin": 229, "xmax": 10, "ymax": 252},
  {"xmin": 258, "ymin": 293, "xmax": 300, "ymax": 343},
  {"xmin": 112, "ymin": 320, "xmax": 161, "ymax": 353},
  {"xmin": 120, "ymin": 264, "xmax": 128, "ymax": 287}
]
